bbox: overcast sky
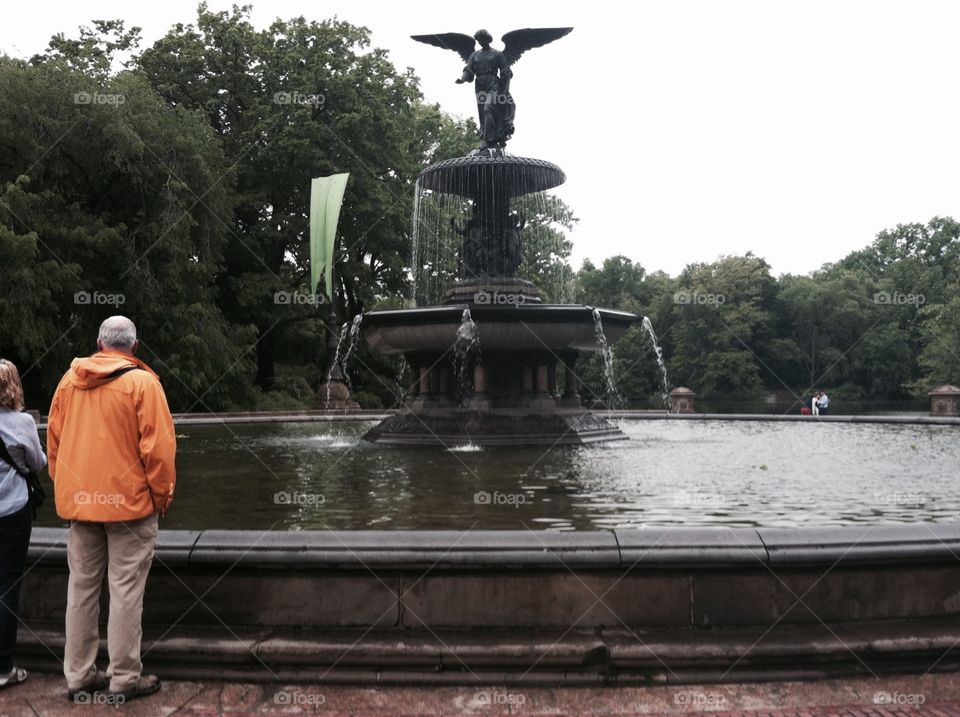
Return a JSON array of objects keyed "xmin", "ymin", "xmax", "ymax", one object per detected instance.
[{"xmin": 3, "ymin": 0, "xmax": 959, "ymax": 277}]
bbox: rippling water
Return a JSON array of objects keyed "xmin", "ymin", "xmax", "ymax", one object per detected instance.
[{"xmin": 38, "ymin": 419, "xmax": 960, "ymax": 530}]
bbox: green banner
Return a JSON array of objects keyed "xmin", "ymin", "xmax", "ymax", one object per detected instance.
[{"xmin": 309, "ymin": 173, "xmax": 350, "ymax": 300}]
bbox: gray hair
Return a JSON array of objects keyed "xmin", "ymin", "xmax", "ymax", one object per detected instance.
[{"xmin": 98, "ymin": 315, "xmax": 137, "ymax": 350}]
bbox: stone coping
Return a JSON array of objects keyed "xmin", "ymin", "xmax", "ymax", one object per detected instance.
[
  {"xmin": 33, "ymin": 410, "xmax": 960, "ymax": 430},
  {"xmin": 603, "ymin": 411, "xmax": 960, "ymax": 425},
  {"xmin": 28, "ymin": 524, "xmax": 960, "ymax": 570}
]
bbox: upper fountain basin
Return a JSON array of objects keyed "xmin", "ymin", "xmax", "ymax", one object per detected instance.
[
  {"xmin": 362, "ymin": 305, "xmax": 638, "ymax": 355},
  {"xmin": 417, "ymin": 155, "xmax": 566, "ymax": 198}
]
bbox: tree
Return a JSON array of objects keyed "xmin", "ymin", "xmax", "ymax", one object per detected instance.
[
  {"xmin": 575, "ymin": 255, "xmax": 650, "ymax": 313},
  {"xmin": 516, "ymin": 193, "xmax": 576, "ymax": 303},
  {"xmin": 0, "ymin": 55, "xmax": 257, "ymax": 410},
  {"xmin": 914, "ymin": 295, "xmax": 960, "ymax": 391},
  {"xmin": 136, "ymin": 5, "xmax": 473, "ymax": 389},
  {"xmin": 666, "ymin": 254, "xmax": 776, "ymax": 400}
]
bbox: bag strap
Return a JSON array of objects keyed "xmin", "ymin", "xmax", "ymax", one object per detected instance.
[
  {"xmin": 104, "ymin": 365, "xmax": 141, "ymax": 381},
  {"xmin": 0, "ymin": 436, "xmax": 28, "ymax": 477}
]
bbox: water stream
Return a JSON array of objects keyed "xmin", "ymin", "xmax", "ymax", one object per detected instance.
[
  {"xmin": 641, "ymin": 316, "xmax": 671, "ymax": 407},
  {"xmin": 322, "ymin": 321, "xmax": 350, "ymax": 403},
  {"xmin": 394, "ymin": 355, "xmax": 410, "ymax": 406},
  {"xmin": 341, "ymin": 313, "xmax": 364, "ymax": 376},
  {"xmin": 454, "ymin": 307, "xmax": 480, "ymax": 404},
  {"xmin": 591, "ymin": 308, "xmax": 622, "ymax": 409}
]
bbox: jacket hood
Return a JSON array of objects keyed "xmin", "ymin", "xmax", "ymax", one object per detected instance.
[{"xmin": 68, "ymin": 352, "xmax": 158, "ymax": 389}]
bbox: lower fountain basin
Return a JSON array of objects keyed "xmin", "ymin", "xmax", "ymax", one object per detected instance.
[{"xmin": 362, "ymin": 304, "xmax": 637, "ymax": 355}]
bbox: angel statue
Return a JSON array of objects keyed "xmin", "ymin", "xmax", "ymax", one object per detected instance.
[{"xmin": 412, "ymin": 28, "xmax": 572, "ymax": 153}]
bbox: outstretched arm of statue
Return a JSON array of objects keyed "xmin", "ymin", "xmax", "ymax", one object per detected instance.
[{"xmin": 456, "ymin": 66, "xmax": 474, "ymax": 84}]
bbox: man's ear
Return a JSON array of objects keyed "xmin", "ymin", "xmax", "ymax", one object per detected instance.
[
  {"xmin": 131, "ymin": 340, "xmax": 139, "ymax": 355},
  {"xmin": 96, "ymin": 339, "xmax": 103, "ymax": 352}
]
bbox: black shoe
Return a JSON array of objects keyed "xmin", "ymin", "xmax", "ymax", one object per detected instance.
[
  {"xmin": 109, "ymin": 674, "xmax": 161, "ymax": 702},
  {"xmin": 66, "ymin": 669, "xmax": 109, "ymax": 700}
]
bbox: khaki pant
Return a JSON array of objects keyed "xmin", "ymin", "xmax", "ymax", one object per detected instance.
[{"xmin": 64, "ymin": 513, "xmax": 158, "ymax": 692}]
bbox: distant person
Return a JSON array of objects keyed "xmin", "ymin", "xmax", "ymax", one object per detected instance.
[
  {"xmin": 817, "ymin": 389, "xmax": 830, "ymax": 416},
  {"xmin": 810, "ymin": 391, "xmax": 820, "ymax": 416},
  {"xmin": 47, "ymin": 316, "xmax": 176, "ymax": 702},
  {"xmin": 0, "ymin": 359, "xmax": 46, "ymax": 690}
]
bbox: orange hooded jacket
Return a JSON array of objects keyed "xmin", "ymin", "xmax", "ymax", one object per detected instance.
[{"xmin": 47, "ymin": 351, "xmax": 176, "ymax": 521}]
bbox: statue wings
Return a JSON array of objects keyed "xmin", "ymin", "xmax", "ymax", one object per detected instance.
[
  {"xmin": 411, "ymin": 28, "xmax": 573, "ymax": 66},
  {"xmin": 500, "ymin": 28, "xmax": 572, "ymax": 66},
  {"xmin": 410, "ymin": 33, "xmax": 476, "ymax": 63}
]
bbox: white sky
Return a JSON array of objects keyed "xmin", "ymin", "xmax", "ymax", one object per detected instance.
[{"xmin": 2, "ymin": 0, "xmax": 959, "ymax": 277}]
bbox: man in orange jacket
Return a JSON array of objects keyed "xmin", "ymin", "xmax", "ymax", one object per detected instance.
[{"xmin": 47, "ymin": 315, "xmax": 176, "ymax": 703}]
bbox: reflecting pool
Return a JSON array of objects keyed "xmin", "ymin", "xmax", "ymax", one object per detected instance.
[{"xmin": 38, "ymin": 419, "xmax": 959, "ymax": 530}]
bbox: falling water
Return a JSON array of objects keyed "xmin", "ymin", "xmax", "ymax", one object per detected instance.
[
  {"xmin": 453, "ymin": 307, "xmax": 480, "ymax": 404},
  {"xmin": 410, "ymin": 155, "xmax": 568, "ymax": 306},
  {"xmin": 591, "ymin": 308, "xmax": 622, "ymax": 409},
  {"xmin": 394, "ymin": 354, "xmax": 410, "ymax": 406},
  {"xmin": 641, "ymin": 316, "xmax": 671, "ymax": 408},
  {"xmin": 320, "ymin": 314, "xmax": 365, "ymax": 405},
  {"xmin": 341, "ymin": 313, "xmax": 364, "ymax": 375},
  {"xmin": 322, "ymin": 322, "xmax": 350, "ymax": 403}
]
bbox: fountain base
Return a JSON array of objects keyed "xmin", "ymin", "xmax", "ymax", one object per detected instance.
[
  {"xmin": 363, "ymin": 409, "xmax": 626, "ymax": 447},
  {"xmin": 360, "ymin": 304, "xmax": 637, "ymax": 446}
]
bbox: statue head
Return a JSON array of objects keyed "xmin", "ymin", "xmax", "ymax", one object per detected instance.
[{"xmin": 474, "ymin": 29, "xmax": 493, "ymax": 46}]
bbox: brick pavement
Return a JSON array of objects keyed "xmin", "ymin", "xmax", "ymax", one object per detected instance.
[{"xmin": 1, "ymin": 670, "xmax": 959, "ymax": 716}]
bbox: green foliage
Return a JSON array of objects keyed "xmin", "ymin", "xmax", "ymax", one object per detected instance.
[
  {"xmin": 912, "ymin": 295, "xmax": 960, "ymax": 392},
  {"xmin": 576, "ymin": 255, "xmax": 650, "ymax": 312},
  {"xmin": 0, "ymin": 56, "xmax": 257, "ymax": 411},
  {"xmin": 516, "ymin": 194, "xmax": 576, "ymax": 303},
  {"xmin": 2, "ymin": 7, "xmax": 958, "ymax": 413},
  {"xmin": 573, "ymin": 257, "xmax": 672, "ymax": 407},
  {"xmin": 664, "ymin": 254, "xmax": 775, "ymax": 400},
  {"xmin": 135, "ymin": 5, "xmax": 482, "ymax": 388},
  {"xmin": 572, "ymin": 221, "xmax": 960, "ymax": 407}
]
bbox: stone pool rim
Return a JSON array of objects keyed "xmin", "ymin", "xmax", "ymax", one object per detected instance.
[
  {"xmin": 28, "ymin": 522, "xmax": 960, "ymax": 568},
  {"xmin": 18, "ymin": 523, "xmax": 960, "ymax": 683}
]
